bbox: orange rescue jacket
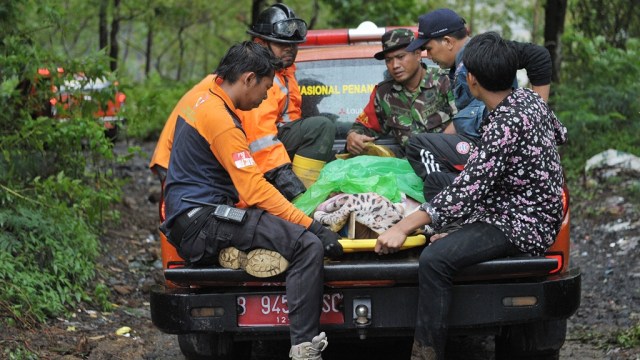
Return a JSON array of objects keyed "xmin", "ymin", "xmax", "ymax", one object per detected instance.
[
  {"xmin": 149, "ymin": 74, "xmax": 217, "ymax": 172},
  {"xmin": 237, "ymin": 65, "xmax": 302, "ymax": 174}
]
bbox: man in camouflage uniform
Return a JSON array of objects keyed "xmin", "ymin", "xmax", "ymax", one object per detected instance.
[{"xmin": 346, "ymin": 28, "xmax": 454, "ymax": 156}]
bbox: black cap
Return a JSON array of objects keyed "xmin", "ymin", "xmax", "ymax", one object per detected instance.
[{"xmin": 405, "ymin": 8, "xmax": 466, "ymax": 52}]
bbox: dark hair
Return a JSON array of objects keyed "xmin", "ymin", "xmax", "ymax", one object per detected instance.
[
  {"xmin": 462, "ymin": 31, "xmax": 517, "ymax": 92},
  {"xmin": 215, "ymin": 41, "xmax": 283, "ymax": 83}
]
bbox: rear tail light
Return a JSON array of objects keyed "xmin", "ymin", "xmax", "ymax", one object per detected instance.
[
  {"xmin": 117, "ymin": 93, "xmax": 126, "ymax": 104},
  {"xmin": 545, "ymin": 253, "xmax": 563, "ymax": 274},
  {"xmin": 159, "ymin": 179, "xmax": 166, "ymax": 221},
  {"xmin": 167, "ymin": 261, "xmax": 186, "ymax": 269},
  {"xmin": 561, "ymin": 183, "xmax": 570, "ymax": 217},
  {"xmin": 160, "ymin": 201, "xmax": 166, "ymax": 222}
]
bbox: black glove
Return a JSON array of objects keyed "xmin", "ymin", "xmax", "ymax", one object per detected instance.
[
  {"xmin": 264, "ymin": 163, "xmax": 306, "ymax": 201},
  {"xmin": 308, "ymin": 220, "xmax": 344, "ymax": 257}
]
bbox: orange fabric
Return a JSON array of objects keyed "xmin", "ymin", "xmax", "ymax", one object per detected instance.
[
  {"xmin": 149, "ymin": 74, "xmax": 216, "ymax": 172},
  {"xmin": 180, "ymin": 79, "xmax": 312, "ymax": 228},
  {"xmin": 237, "ymin": 65, "xmax": 302, "ymax": 174}
]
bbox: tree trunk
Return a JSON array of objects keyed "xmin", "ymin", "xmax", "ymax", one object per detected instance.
[
  {"xmin": 251, "ymin": 0, "xmax": 267, "ymax": 26},
  {"xmin": 109, "ymin": 0, "xmax": 121, "ymax": 72},
  {"xmin": 308, "ymin": 0, "xmax": 319, "ymax": 30},
  {"xmin": 543, "ymin": 0, "xmax": 567, "ymax": 83},
  {"xmin": 176, "ymin": 26, "xmax": 185, "ymax": 81},
  {"xmin": 99, "ymin": 0, "xmax": 108, "ymax": 51},
  {"xmin": 532, "ymin": 0, "xmax": 541, "ymax": 43},
  {"xmin": 145, "ymin": 22, "xmax": 153, "ymax": 77}
]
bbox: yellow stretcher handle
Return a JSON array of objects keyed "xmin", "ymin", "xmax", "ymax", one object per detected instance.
[{"xmin": 338, "ymin": 234, "xmax": 426, "ymax": 253}]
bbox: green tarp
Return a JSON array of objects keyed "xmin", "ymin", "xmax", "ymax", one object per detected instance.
[{"xmin": 293, "ymin": 155, "xmax": 425, "ymax": 215}]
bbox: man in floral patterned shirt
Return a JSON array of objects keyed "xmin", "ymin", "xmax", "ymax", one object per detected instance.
[{"xmin": 375, "ymin": 32, "xmax": 568, "ymax": 360}]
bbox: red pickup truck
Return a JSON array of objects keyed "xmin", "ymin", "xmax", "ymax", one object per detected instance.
[{"xmin": 150, "ymin": 22, "xmax": 581, "ymax": 360}]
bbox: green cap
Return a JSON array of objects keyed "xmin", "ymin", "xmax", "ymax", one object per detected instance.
[{"xmin": 374, "ymin": 28, "xmax": 415, "ymax": 60}]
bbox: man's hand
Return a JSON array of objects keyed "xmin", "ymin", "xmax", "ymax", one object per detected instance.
[
  {"xmin": 375, "ymin": 225, "xmax": 408, "ymax": 255},
  {"xmin": 346, "ymin": 132, "xmax": 375, "ymax": 155},
  {"xmin": 308, "ymin": 220, "xmax": 344, "ymax": 257}
]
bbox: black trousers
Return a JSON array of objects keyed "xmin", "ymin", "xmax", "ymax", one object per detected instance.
[
  {"xmin": 170, "ymin": 207, "xmax": 325, "ymax": 345},
  {"xmin": 406, "ymin": 133, "xmax": 479, "ymax": 201},
  {"xmin": 414, "ymin": 222, "xmax": 521, "ymax": 358}
]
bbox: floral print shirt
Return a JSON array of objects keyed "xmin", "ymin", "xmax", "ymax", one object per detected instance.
[{"xmin": 424, "ymin": 88, "xmax": 568, "ymax": 255}]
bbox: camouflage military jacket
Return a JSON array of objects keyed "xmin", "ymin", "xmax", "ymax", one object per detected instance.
[{"xmin": 349, "ymin": 64, "xmax": 453, "ymax": 147}]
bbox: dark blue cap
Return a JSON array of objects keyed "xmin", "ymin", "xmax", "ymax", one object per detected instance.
[{"xmin": 405, "ymin": 8, "xmax": 467, "ymax": 52}]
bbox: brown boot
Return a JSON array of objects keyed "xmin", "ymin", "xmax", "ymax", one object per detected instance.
[
  {"xmin": 410, "ymin": 340, "xmax": 437, "ymax": 360},
  {"xmin": 218, "ymin": 247, "xmax": 289, "ymax": 278}
]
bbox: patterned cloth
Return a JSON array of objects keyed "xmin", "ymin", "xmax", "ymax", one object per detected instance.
[
  {"xmin": 314, "ymin": 192, "xmax": 421, "ymax": 235},
  {"xmin": 422, "ymin": 88, "xmax": 568, "ymax": 256},
  {"xmin": 349, "ymin": 64, "xmax": 453, "ymax": 148}
]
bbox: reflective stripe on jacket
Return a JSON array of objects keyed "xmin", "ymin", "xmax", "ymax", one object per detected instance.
[
  {"xmin": 162, "ymin": 79, "xmax": 312, "ymax": 232},
  {"xmin": 238, "ymin": 65, "xmax": 302, "ymax": 174}
]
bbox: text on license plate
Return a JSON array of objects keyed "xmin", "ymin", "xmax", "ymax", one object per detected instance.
[{"xmin": 237, "ymin": 293, "xmax": 344, "ymax": 327}]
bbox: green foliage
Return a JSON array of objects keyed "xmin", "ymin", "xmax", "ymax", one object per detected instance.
[
  {"xmin": 616, "ymin": 323, "xmax": 640, "ymax": 348},
  {"xmin": 93, "ymin": 282, "xmax": 114, "ymax": 312},
  {"xmin": 0, "ymin": 201, "xmax": 98, "ymax": 324},
  {"xmin": 0, "ymin": 0, "xmax": 125, "ymax": 328},
  {"xmin": 570, "ymin": 0, "xmax": 640, "ymax": 48},
  {"xmin": 322, "ymin": 0, "xmax": 419, "ymax": 27},
  {"xmin": 122, "ymin": 73, "xmax": 194, "ymax": 141},
  {"xmin": 552, "ymin": 32, "xmax": 640, "ymax": 183},
  {"xmin": 2, "ymin": 345, "xmax": 39, "ymax": 360}
]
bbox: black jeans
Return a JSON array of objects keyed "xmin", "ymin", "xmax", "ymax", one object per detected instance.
[
  {"xmin": 414, "ymin": 222, "xmax": 521, "ymax": 358},
  {"xmin": 173, "ymin": 207, "xmax": 325, "ymax": 346}
]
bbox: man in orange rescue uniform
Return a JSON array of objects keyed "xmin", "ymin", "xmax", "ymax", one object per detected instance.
[
  {"xmin": 239, "ymin": 3, "xmax": 336, "ymax": 199},
  {"xmin": 149, "ymin": 74, "xmax": 215, "ymax": 183},
  {"xmin": 150, "ymin": 4, "xmax": 335, "ymax": 202},
  {"xmin": 160, "ymin": 41, "xmax": 342, "ymax": 360}
]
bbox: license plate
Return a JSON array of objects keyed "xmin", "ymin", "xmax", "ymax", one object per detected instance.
[{"xmin": 237, "ymin": 293, "xmax": 344, "ymax": 327}]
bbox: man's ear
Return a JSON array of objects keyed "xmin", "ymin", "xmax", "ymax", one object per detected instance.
[
  {"xmin": 242, "ymin": 72, "xmax": 257, "ymax": 87},
  {"xmin": 442, "ymin": 36, "xmax": 455, "ymax": 50},
  {"xmin": 466, "ymin": 71, "xmax": 479, "ymax": 91},
  {"xmin": 466, "ymin": 71, "xmax": 475, "ymax": 85}
]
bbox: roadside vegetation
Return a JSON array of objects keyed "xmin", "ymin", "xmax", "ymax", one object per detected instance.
[{"xmin": 1, "ymin": 0, "xmax": 638, "ymax": 358}]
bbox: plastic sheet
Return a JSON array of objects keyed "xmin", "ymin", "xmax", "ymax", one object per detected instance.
[{"xmin": 293, "ymin": 155, "xmax": 425, "ymax": 215}]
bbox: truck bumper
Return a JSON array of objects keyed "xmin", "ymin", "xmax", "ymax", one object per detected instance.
[{"xmin": 150, "ymin": 267, "xmax": 580, "ymax": 338}]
